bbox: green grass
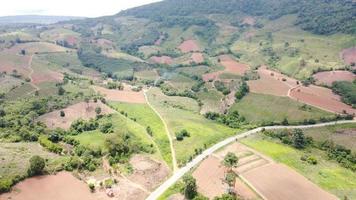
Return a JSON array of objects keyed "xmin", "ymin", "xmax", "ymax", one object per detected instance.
[
  {"xmin": 231, "ymin": 15, "xmax": 356, "ymax": 79},
  {"xmin": 72, "ymin": 131, "xmax": 107, "ymax": 152},
  {"xmin": 109, "ymin": 102, "xmax": 173, "ymax": 168},
  {"xmin": 303, "ymin": 123, "xmax": 356, "ymax": 151},
  {"xmin": 134, "ymin": 69, "xmax": 159, "ymax": 81},
  {"xmin": 147, "ymin": 88, "xmax": 240, "ymax": 165},
  {"xmin": 197, "ymin": 89, "xmax": 223, "ymax": 113},
  {"xmin": 230, "ymin": 93, "xmax": 334, "ymax": 125},
  {"xmin": 175, "ymin": 66, "xmax": 210, "ymax": 76},
  {"xmin": 5, "ymin": 83, "xmax": 35, "ymax": 100},
  {"xmin": 158, "ymin": 181, "xmax": 184, "ymax": 200},
  {"xmin": 0, "ymin": 143, "xmax": 67, "ymax": 180},
  {"xmin": 241, "ymin": 135, "xmax": 356, "ymax": 199}
]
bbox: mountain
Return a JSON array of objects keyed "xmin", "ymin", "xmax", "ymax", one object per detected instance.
[{"xmin": 0, "ymin": 15, "xmax": 86, "ymax": 25}]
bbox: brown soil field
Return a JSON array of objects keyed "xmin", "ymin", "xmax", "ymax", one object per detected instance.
[
  {"xmin": 128, "ymin": 155, "xmax": 170, "ymax": 191},
  {"xmin": 31, "ymin": 70, "xmax": 64, "ymax": 84},
  {"xmin": 0, "ymin": 172, "xmax": 96, "ymax": 200},
  {"xmin": 65, "ymin": 35, "xmax": 78, "ymax": 46},
  {"xmin": 248, "ymin": 66, "xmax": 298, "ymax": 96},
  {"xmin": 219, "ymin": 55, "xmax": 249, "ymax": 76},
  {"xmin": 193, "ymin": 142, "xmax": 261, "ymax": 199},
  {"xmin": 150, "ymin": 56, "xmax": 173, "ymax": 65},
  {"xmin": 340, "ymin": 47, "xmax": 356, "ymax": 65},
  {"xmin": 37, "ymin": 101, "xmax": 115, "ymax": 129},
  {"xmin": 191, "ymin": 53, "xmax": 204, "ymax": 64},
  {"xmin": 93, "ymin": 86, "xmax": 146, "ymax": 104},
  {"xmin": 313, "ymin": 70, "xmax": 355, "ymax": 86},
  {"xmin": 202, "ymin": 55, "xmax": 249, "ymax": 82},
  {"xmin": 242, "ymin": 163, "xmax": 338, "ymax": 200},
  {"xmin": 289, "ymin": 85, "xmax": 356, "ymax": 115},
  {"xmin": 178, "ymin": 40, "xmax": 200, "ymax": 53},
  {"xmin": 0, "ymin": 53, "xmax": 31, "ymax": 77},
  {"xmin": 6, "ymin": 42, "xmax": 69, "ymax": 54}
]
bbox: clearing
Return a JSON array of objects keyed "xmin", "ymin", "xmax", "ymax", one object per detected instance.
[
  {"xmin": 341, "ymin": 47, "xmax": 356, "ymax": 65},
  {"xmin": 93, "ymin": 86, "xmax": 146, "ymax": 104},
  {"xmin": 313, "ymin": 70, "xmax": 355, "ymax": 86},
  {"xmin": 37, "ymin": 101, "xmax": 115, "ymax": 130},
  {"xmin": 178, "ymin": 40, "xmax": 200, "ymax": 53}
]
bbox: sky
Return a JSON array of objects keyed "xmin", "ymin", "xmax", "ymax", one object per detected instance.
[{"xmin": 0, "ymin": 0, "xmax": 161, "ymax": 17}]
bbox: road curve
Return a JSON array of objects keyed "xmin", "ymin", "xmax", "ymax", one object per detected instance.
[{"xmin": 146, "ymin": 120, "xmax": 356, "ymax": 200}]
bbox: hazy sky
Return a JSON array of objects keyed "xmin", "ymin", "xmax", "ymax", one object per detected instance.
[{"xmin": 0, "ymin": 0, "xmax": 161, "ymax": 17}]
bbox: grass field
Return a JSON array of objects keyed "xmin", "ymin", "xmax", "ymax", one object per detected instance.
[
  {"xmin": 230, "ymin": 93, "xmax": 335, "ymax": 125},
  {"xmin": 231, "ymin": 15, "xmax": 356, "ymax": 79},
  {"xmin": 197, "ymin": 89, "xmax": 223, "ymax": 113},
  {"xmin": 303, "ymin": 123, "xmax": 356, "ymax": 151},
  {"xmin": 0, "ymin": 143, "xmax": 68, "ymax": 180},
  {"xmin": 5, "ymin": 83, "xmax": 35, "ymax": 100},
  {"xmin": 134, "ymin": 69, "xmax": 159, "ymax": 81},
  {"xmin": 109, "ymin": 102, "xmax": 173, "ymax": 168},
  {"xmin": 241, "ymin": 135, "xmax": 356, "ymax": 199},
  {"xmin": 147, "ymin": 88, "xmax": 239, "ymax": 165},
  {"xmin": 72, "ymin": 113, "xmax": 158, "ymax": 156}
]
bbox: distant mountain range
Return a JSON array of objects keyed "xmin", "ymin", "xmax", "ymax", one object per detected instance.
[{"xmin": 0, "ymin": 15, "xmax": 86, "ymax": 25}]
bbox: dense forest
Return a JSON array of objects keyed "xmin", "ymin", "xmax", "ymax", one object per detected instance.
[{"xmin": 120, "ymin": 0, "xmax": 356, "ymax": 35}]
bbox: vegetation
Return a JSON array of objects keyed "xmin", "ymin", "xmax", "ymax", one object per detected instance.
[
  {"xmin": 332, "ymin": 81, "xmax": 356, "ymax": 108},
  {"xmin": 27, "ymin": 155, "xmax": 46, "ymax": 176},
  {"xmin": 183, "ymin": 174, "xmax": 197, "ymax": 199}
]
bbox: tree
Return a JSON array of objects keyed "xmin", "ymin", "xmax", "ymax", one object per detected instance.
[
  {"xmin": 20, "ymin": 49, "xmax": 26, "ymax": 55},
  {"xmin": 223, "ymin": 152, "xmax": 238, "ymax": 172},
  {"xmin": 60, "ymin": 110, "xmax": 65, "ymax": 117},
  {"xmin": 84, "ymin": 97, "xmax": 90, "ymax": 109},
  {"xmin": 28, "ymin": 155, "xmax": 45, "ymax": 176},
  {"xmin": 95, "ymin": 107, "xmax": 102, "ymax": 116},
  {"xmin": 292, "ymin": 129, "xmax": 307, "ymax": 149},
  {"xmin": 183, "ymin": 174, "xmax": 197, "ymax": 199},
  {"xmin": 58, "ymin": 86, "xmax": 65, "ymax": 95}
]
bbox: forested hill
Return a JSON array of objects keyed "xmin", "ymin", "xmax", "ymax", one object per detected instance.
[{"xmin": 120, "ymin": 0, "xmax": 356, "ymax": 35}]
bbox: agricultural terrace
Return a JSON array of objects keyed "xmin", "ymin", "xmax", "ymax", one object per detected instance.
[
  {"xmin": 93, "ymin": 86, "xmax": 146, "ymax": 104},
  {"xmin": 241, "ymin": 134, "xmax": 356, "ymax": 199},
  {"xmin": 313, "ymin": 71, "xmax": 355, "ymax": 86}
]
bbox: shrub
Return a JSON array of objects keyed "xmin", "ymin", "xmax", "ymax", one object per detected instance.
[
  {"xmin": 0, "ymin": 178, "xmax": 13, "ymax": 193},
  {"xmin": 88, "ymin": 183, "xmax": 95, "ymax": 192},
  {"xmin": 28, "ymin": 155, "xmax": 46, "ymax": 176}
]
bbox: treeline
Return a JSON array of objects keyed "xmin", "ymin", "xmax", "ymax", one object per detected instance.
[
  {"xmin": 264, "ymin": 129, "xmax": 356, "ymax": 171},
  {"xmin": 120, "ymin": 0, "xmax": 355, "ymax": 35},
  {"xmin": 332, "ymin": 81, "xmax": 356, "ymax": 108}
]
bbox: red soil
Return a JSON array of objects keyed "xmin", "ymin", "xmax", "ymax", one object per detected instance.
[
  {"xmin": 289, "ymin": 85, "xmax": 356, "ymax": 115},
  {"xmin": 247, "ymin": 66, "xmax": 298, "ymax": 96},
  {"xmin": 340, "ymin": 47, "xmax": 356, "ymax": 65},
  {"xmin": 65, "ymin": 35, "xmax": 78, "ymax": 46},
  {"xmin": 193, "ymin": 156, "xmax": 256, "ymax": 199},
  {"xmin": 219, "ymin": 55, "xmax": 249, "ymax": 75},
  {"xmin": 0, "ymin": 54, "xmax": 31, "ymax": 77},
  {"xmin": 191, "ymin": 53, "xmax": 204, "ymax": 64},
  {"xmin": 242, "ymin": 164, "xmax": 338, "ymax": 200},
  {"xmin": 178, "ymin": 40, "xmax": 200, "ymax": 53},
  {"xmin": 37, "ymin": 101, "xmax": 115, "ymax": 130},
  {"xmin": 0, "ymin": 172, "xmax": 96, "ymax": 200},
  {"xmin": 31, "ymin": 70, "xmax": 64, "ymax": 84},
  {"xmin": 150, "ymin": 56, "xmax": 173, "ymax": 65},
  {"xmin": 313, "ymin": 70, "xmax": 355, "ymax": 86},
  {"xmin": 93, "ymin": 86, "xmax": 146, "ymax": 104},
  {"xmin": 202, "ymin": 55, "xmax": 250, "ymax": 82}
]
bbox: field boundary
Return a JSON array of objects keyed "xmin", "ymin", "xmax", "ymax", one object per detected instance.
[
  {"xmin": 144, "ymin": 88, "xmax": 178, "ymax": 172},
  {"xmin": 146, "ymin": 120, "xmax": 356, "ymax": 200}
]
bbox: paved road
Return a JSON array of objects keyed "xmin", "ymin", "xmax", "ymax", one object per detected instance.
[{"xmin": 146, "ymin": 120, "xmax": 356, "ymax": 200}]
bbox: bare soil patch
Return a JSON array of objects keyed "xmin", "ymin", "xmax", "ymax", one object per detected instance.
[
  {"xmin": 37, "ymin": 101, "xmax": 115, "ymax": 130},
  {"xmin": 0, "ymin": 53, "xmax": 31, "ymax": 77},
  {"xmin": 178, "ymin": 40, "xmax": 200, "ymax": 53},
  {"xmin": 289, "ymin": 85, "xmax": 356, "ymax": 115},
  {"xmin": 93, "ymin": 86, "xmax": 146, "ymax": 104},
  {"xmin": 241, "ymin": 163, "xmax": 338, "ymax": 200},
  {"xmin": 191, "ymin": 53, "xmax": 204, "ymax": 64},
  {"xmin": 248, "ymin": 66, "xmax": 298, "ymax": 96},
  {"xmin": 31, "ymin": 70, "xmax": 64, "ymax": 84},
  {"xmin": 128, "ymin": 155, "xmax": 170, "ymax": 191},
  {"xmin": 0, "ymin": 172, "xmax": 96, "ymax": 200},
  {"xmin": 150, "ymin": 56, "xmax": 173, "ymax": 65},
  {"xmin": 202, "ymin": 55, "xmax": 249, "ymax": 82},
  {"xmin": 313, "ymin": 70, "xmax": 355, "ymax": 86},
  {"xmin": 340, "ymin": 47, "xmax": 356, "ymax": 65}
]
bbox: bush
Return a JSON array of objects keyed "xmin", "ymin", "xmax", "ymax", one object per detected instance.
[
  {"xmin": 175, "ymin": 129, "xmax": 190, "ymax": 141},
  {"xmin": 0, "ymin": 178, "xmax": 13, "ymax": 193},
  {"xmin": 28, "ymin": 155, "xmax": 46, "ymax": 176},
  {"xmin": 88, "ymin": 183, "xmax": 95, "ymax": 192},
  {"xmin": 39, "ymin": 136, "xmax": 63, "ymax": 154}
]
